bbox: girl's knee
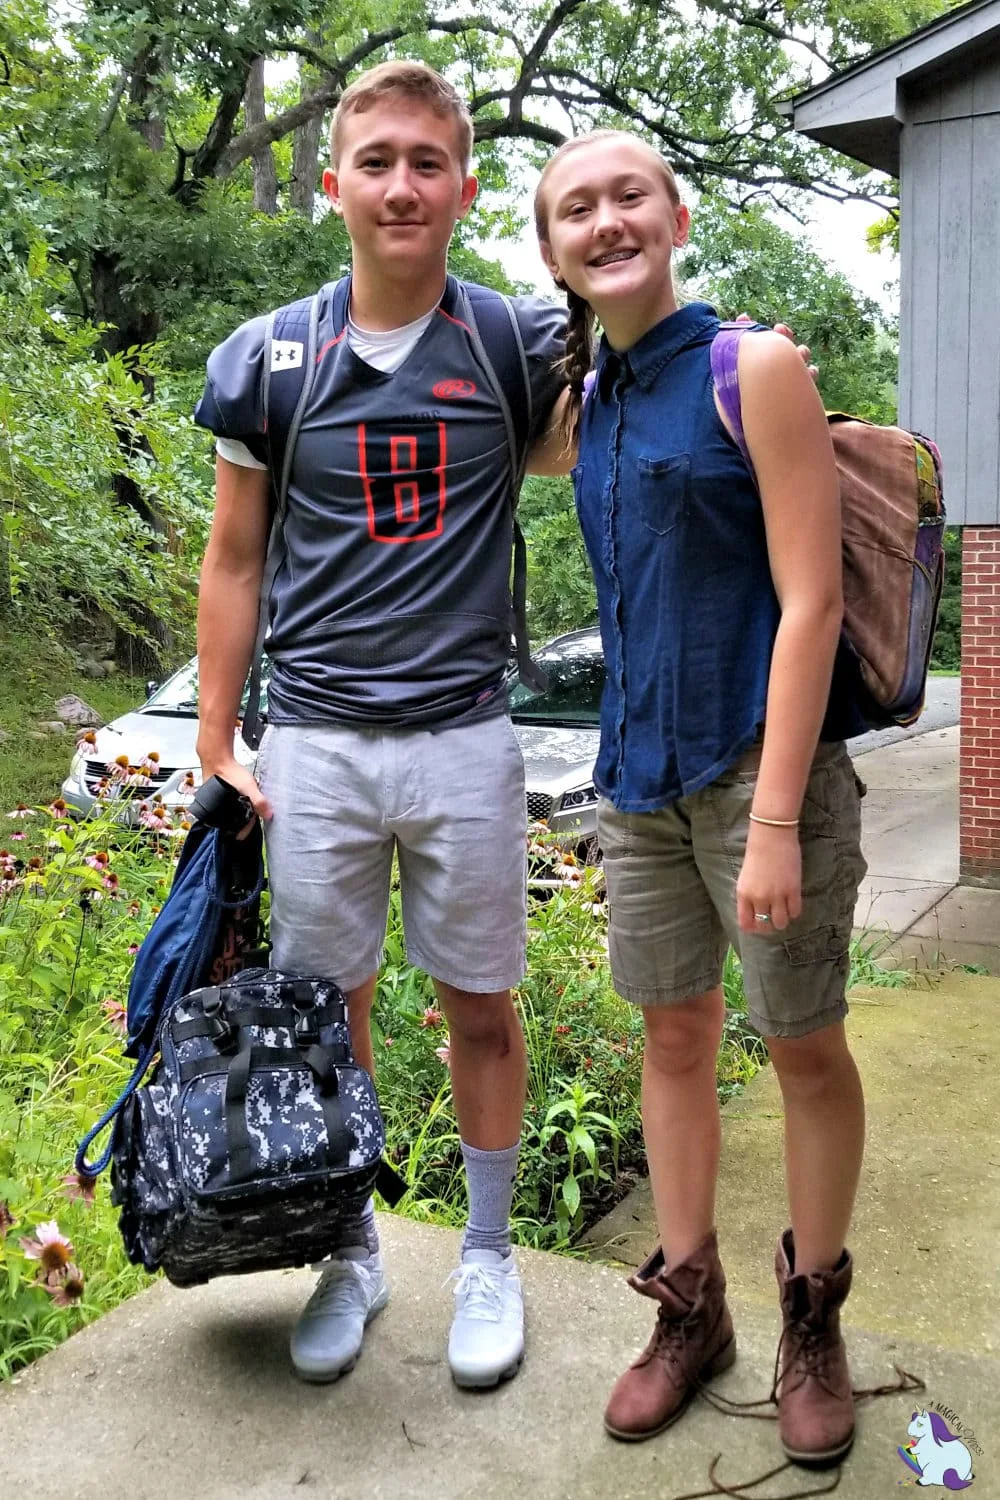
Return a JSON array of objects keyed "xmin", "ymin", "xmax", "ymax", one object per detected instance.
[
  {"xmin": 768, "ymin": 1022, "xmax": 860, "ymax": 1088},
  {"xmin": 643, "ymin": 989, "xmax": 724, "ymax": 1072}
]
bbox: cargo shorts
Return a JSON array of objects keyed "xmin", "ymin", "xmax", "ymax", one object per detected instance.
[{"xmin": 597, "ymin": 741, "xmax": 868, "ymax": 1039}]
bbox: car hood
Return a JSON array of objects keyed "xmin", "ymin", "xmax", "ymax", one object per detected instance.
[
  {"xmin": 79, "ymin": 711, "xmax": 253, "ymax": 771},
  {"xmin": 512, "ymin": 722, "xmax": 599, "ymax": 791}
]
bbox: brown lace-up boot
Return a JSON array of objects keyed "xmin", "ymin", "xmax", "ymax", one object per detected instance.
[
  {"xmin": 774, "ymin": 1228, "xmax": 855, "ymax": 1467},
  {"xmin": 603, "ymin": 1230, "xmax": 736, "ymax": 1442}
]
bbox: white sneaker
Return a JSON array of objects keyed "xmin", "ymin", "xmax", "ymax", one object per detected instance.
[
  {"xmin": 447, "ymin": 1249, "xmax": 525, "ymax": 1388},
  {"xmin": 290, "ymin": 1248, "xmax": 389, "ymax": 1382}
]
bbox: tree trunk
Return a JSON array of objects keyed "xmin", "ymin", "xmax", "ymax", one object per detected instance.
[
  {"xmin": 0, "ymin": 531, "xmax": 13, "ymax": 623},
  {"xmin": 291, "ymin": 36, "xmax": 324, "ymax": 218},
  {"xmin": 245, "ymin": 57, "xmax": 278, "ymax": 215},
  {"xmin": 90, "ymin": 250, "xmax": 171, "ymax": 675}
]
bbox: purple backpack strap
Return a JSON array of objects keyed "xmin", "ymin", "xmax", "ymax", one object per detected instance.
[{"xmin": 711, "ymin": 324, "xmax": 757, "ymax": 484}]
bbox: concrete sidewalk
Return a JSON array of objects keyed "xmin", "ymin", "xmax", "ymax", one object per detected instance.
[
  {"xmin": 853, "ymin": 724, "xmax": 1000, "ymax": 971},
  {"xmin": 4, "ymin": 974, "xmax": 997, "ymax": 1499}
]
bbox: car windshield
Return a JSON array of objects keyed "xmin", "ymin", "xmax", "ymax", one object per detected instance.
[
  {"xmin": 142, "ymin": 660, "xmax": 269, "ymax": 717},
  {"xmin": 510, "ymin": 638, "xmax": 604, "ymax": 725}
]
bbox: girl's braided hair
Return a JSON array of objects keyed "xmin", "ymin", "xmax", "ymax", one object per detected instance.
[{"xmin": 534, "ymin": 131, "xmax": 682, "ymax": 454}]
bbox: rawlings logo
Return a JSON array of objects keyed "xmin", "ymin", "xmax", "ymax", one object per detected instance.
[{"xmin": 433, "ymin": 379, "xmax": 477, "ymax": 399}]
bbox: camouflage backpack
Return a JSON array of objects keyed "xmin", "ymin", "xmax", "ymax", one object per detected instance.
[{"xmin": 111, "ymin": 968, "xmax": 405, "ymax": 1287}]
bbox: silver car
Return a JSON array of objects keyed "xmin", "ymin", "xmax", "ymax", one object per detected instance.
[{"xmin": 61, "ymin": 631, "xmax": 606, "ymax": 860}]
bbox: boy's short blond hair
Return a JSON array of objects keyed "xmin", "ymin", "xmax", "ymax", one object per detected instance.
[{"xmin": 330, "ymin": 61, "xmax": 475, "ymax": 174}]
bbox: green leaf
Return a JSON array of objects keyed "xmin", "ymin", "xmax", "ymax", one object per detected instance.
[{"xmin": 561, "ymin": 1174, "xmax": 581, "ymax": 1219}]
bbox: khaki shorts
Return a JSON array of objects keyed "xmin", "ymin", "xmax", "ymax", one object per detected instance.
[
  {"xmin": 258, "ymin": 716, "xmax": 527, "ymax": 994},
  {"xmin": 597, "ymin": 742, "xmax": 867, "ymax": 1038}
]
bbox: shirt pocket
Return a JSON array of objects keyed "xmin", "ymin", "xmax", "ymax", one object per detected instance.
[{"xmin": 638, "ymin": 453, "xmax": 691, "ymax": 537}]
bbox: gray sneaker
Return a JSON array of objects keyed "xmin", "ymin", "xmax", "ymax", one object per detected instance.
[
  {"xmin": 447, "ymin": 1249, "xmax": 525, "ymax": 1388},
  {"xmin": 290, "ymin": 1248, "xmax": 389, "ymax": 1382}
]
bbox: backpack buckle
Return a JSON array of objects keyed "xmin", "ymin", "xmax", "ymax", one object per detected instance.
[
  {"xmin": 201, "ymin": 988, "xmax": 237, "ymax": 1052},
  {"xmin": 294, "ymin": 1007, "xmax": 319, "ymax": 1046}
]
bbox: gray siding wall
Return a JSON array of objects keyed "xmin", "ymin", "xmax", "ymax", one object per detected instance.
[{"xmin": 899, "ymin": 55, "xmax": 1000, "ymax": 524}]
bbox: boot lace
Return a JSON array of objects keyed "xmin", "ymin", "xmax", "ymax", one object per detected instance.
[{"xmin": 660, "ymin": 1359, "xmax": 926, "ymax": 1500}]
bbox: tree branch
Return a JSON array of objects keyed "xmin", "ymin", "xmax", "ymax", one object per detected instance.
[
  {"xmin": 218, "ymin": 15, "xmax": 520, "ymax": 178},
  {"xmin": 700, "ymin": 0, "xmax": 833, "ymax": 68},
  {"xmin": 97, "ymin": 71, "xmax": 128, "ymax": 138},
  {"xmin": 508, "ymin": 0, "xmax": 591, "ymax": 120},
  {"xmin": 181, "ymin": 63, "xmax": 254, "ymax": 192}
]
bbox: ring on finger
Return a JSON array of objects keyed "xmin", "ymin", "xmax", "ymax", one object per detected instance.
[{"xmin": 753, "ymin": 912, "xmax": 771, "ymax": 924}]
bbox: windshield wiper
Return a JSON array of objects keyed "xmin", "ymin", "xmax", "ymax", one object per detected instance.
[
  {"xmin": 511, "ymin": 713, "xmax": 595, "ymax": 727},
  {"xmin": 142, "ymin": 699, "xmax": 199, "ymax": 713}
]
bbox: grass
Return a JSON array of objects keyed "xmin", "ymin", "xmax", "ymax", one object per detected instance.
[{"xmin": 0, "ymin": 632, "xmax": 147, "ymax": 809}]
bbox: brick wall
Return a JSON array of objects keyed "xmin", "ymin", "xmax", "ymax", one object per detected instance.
[{"xmin": 960, "ymin": 526, "xmax": 1000, "ymax": 887}]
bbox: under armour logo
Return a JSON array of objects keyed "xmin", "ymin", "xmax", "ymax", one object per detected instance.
[{"xmin": 270, "ymin": 339, "xmax": 303, "ymax": 372}]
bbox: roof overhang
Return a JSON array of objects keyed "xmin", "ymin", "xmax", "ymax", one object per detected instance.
[{"xmin": 778, "ymin": 0, "xmax": 1000, "ymax": 174}]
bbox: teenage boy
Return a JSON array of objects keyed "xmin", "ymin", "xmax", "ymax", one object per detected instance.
[{"xmin": 193, "ymin": 61, "xmax": 568, "ymax": 1390}]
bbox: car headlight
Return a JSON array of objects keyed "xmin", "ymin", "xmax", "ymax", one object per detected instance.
[
  {"xmin": 68, "ymin": 747, "xmax": 84, "ymax": 780},
  {"xmin": 561, "ymin": 784, "xmax": 598, "ymax": 809}
]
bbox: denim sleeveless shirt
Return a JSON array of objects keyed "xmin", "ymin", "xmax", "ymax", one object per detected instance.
[{"xmin": 574, "ymin": 302, "xmax": 861, "ymax": 814}]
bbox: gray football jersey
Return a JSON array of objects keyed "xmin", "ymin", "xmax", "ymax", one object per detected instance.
[{"xmin": 195, "ymin": 277, "xmax": 566, "ymax": 727}]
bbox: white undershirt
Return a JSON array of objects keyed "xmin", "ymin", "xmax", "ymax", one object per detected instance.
[{"xmin": 215, "ymin": 305, "xmax": 439, "ymax": 471}]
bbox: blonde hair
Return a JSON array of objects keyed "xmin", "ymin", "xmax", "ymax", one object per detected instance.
[
  {"xmin": 330, "ymin": 61, "xmax": 475, "ymax": 174},
  {"xmin": 534, "ymin": 132, "xmax": 682, "ymax": 452}
]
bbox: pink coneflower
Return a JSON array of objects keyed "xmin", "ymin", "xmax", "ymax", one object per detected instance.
[
  {"xmin": 78, "ymin": 729, "xmax": 98, "ymax": 748},
  {"xmin": 435, "ymin": 1039, "xmax": 451, "ymax": 1069},
  {"xmin": 0, "ymin": 1201, "xmax": 15, "ymax": 1234},
  {"xmin": 7, "ymin": 804, "xmax": 35, "ymax": 818},
  {"xmin": 60, "ymin": 1171, "xmax": 97, "ymax": 1205},
  {"xmin": 139, "ymin": 804, "xmax": 171, "ymax": 831},
  {"xmin": 383, "ymin": 1036, "xmax": 394, "ymax": 1049},
  {"xmin": 84, "ymin": 851, "xmax": 110, "ymax": 871},
  {"xmin": 420, "ymin": 1006, "xmax": 443, "ymax": 1029},
  {"xmin": 127, "ymin": 943, "xmax": 140, "ymax": 957},
  {"xmin": 109, "ymin": 755, "xmax": 131, "ymax": 784},
  {"xmin": 10, "ymin": 829, "xmax": 25, "ymax": 842},
  {"xmin": 102, "ymin": 996, "xmax": 128, "ymax": 1034},
  {"xmin": 102, "ymin": 871, "xmax": 121, "ymax": 894},
  {"xmin": 19, "ymin": 1220, "xmax": 74, "ymax": 1274},
  {"xmin": 48, "ymin": 798, "xmax": 68, "ymax": 816},
  {"xmin": 44, "ymin": 1264, "xmax": 85, "ymax": 1307}
]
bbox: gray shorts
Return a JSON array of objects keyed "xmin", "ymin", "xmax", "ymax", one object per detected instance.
[
  {"xmin": 257, "ymin": 716, "xmax": 527, "ymax": 993},
  {"xmin": 597, "ymin": 741, "xmax": 868, "ymax": 1039}
]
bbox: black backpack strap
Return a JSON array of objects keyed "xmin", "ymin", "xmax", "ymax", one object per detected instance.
[
  {"xmin": 242, "ymin": 286, "xmax": 332, "ymax": 748},
  {"xmin": 460, "ymin": 281, "xmax": 548, "ymax": 694}
]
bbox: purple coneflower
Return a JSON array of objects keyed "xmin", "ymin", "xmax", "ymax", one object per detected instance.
[
  {"xmin": 19, "ymin": 1220, "xmax": 74, "ymax": 1274},
  {"xmin": 102, "ymin": 996, "xmax": 128, "ymax": 1034},
  {"xmin": 44, "ymin": 1264, "xmax": 86, "ymax": 1307},
  {"xmin": 60, "ymin": 1171, "xmax": 97, "ymax": 1205}
]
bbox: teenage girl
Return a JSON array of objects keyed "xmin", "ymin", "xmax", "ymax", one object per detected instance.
[{"xmin": 533, "ymin": 131, "xmax": 868, "ymax": 1467}]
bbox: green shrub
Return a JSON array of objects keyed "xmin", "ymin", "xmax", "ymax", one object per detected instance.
[{"xmin": 0, "ymin": 806, "xmax": 767, "ymax": 1377}]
